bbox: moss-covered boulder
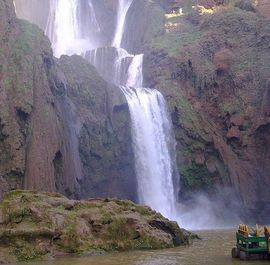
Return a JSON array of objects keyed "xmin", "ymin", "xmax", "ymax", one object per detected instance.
[{"xmin": 0, "ymin": 190, "xmax": 194, "ymax": 263}]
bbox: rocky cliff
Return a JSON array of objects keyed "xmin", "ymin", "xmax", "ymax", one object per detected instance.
[
  {"xmin": 0, "ymin": 0, "xmax": 136, "ymax": 201},
  {"xmin": 1, "ymin": 0, "xmax": 270, "ymax": 222},
  {"xmin": 143, "ymin": 0, "xmax": 270, "ymax": 221}
]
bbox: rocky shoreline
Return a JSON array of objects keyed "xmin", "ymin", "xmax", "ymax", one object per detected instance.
[{"xmin": 0, "ymin": 191, "xmax": 196, "ymax": 263}]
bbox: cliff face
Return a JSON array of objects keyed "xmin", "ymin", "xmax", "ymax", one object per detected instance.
[
  {"xmin": 58, "ymin": 55, "xmax": 136, "ymax": 200},
  {"xmin": 0, "ymin": 0, "xmax": 135, "ymax": 201},
  {"xmin": 122, "ymin": 0, "xmax": 166, "ymax": 54},
  {"xmin": 0, "ymin": 0, "xmax": 67, "ymax": 196},
  {"xmin": 2, "ymin": 0, "xmax": 270, "ymax": 221},
  {"xmin": 143, "ymin": 0, "xmax": 270, "ymax": 220}
]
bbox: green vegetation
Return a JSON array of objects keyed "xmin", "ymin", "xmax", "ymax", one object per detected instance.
[
  {"xmin": 149, "ymin": 15, "xmax": 201, "ymax": 56},
  {"xmin": 135, "ymin": 233, "xmax": 171, "ymax": 250},
  {"xmin": 2, "ymin": 19, "xmax": 46, "ymax": 112},
  {"xmin": 13, "ymin": 20, "xmax": 43, "ymax": 55},
  {"xmin": 114, "ymin": 199, "xmax": 153, "ymax": 216},
  {"xmin": 11, "ymin": 20, "xmax": 42, "ymax": 77},
  {"xmin": 174, "ymin": 95, "xmax": 209, "ymax": 139},
  {"xmin": 60, "ymin": 223, "xmax": 81, "ymax": 253},
  {"xmin": 181, "ymin": 162, "xmax": 213, "ymax": 190},
  {"xmin": 220, "ymin": 98, "xmax": 244, "ymax": 116},
  {"xmin": 176, "ymin": 97, "xmax": 198, "ymax": 126},
  {"xmin": 100, "ymin": 207, "xmax": 113, "ymax": 224},
  {"xmin": 8, "ymin": 206, "xmax": 32, "ymax": 223},
  {"xmin": 14, "ymin": 247, "xmax": 42, "ymax": 262},
  {"xmin": 106, "ymin": 218, "xmax": 133, "ymax": 241}
]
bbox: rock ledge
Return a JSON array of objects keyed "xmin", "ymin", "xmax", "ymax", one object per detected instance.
[{"xmin": 0, "ymin": 190, "xmax": 194, "ymax": 262}]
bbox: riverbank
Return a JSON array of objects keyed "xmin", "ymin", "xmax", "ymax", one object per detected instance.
[
  {"xmin": 0, "ymin": 190, "xmax": 195, "ymax": 263},
  {"xmin": 12, "ymin": 229, "xmax": 262, "ymax": 265}
]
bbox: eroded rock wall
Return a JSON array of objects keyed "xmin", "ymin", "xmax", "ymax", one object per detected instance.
[
  {"xmin": 59, "ymin": 55, "xmax": 136, "ymax": 200},
  {"xmin": 0, "ymin": 0, "xmax": 135, "ymax": 201},
  {"xmin": 143, "ymin": 0, "xmax": 270, "ymax": 220},
  {"xmin": 3, "ymin": 0, "xmax": 270, "ymax": 221},
  {"xmin": 122, "ymin": 0, "xmax": 166, "ymax": 54},
  {"xmin": 0, "ymin": 0, "xmax": 83, "ymax": 197}
]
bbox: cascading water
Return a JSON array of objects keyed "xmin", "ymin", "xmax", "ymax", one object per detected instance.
[
  {"xmin": 84, "ymin": 5, "xmax": 178, "ymax": 218},
  {"xmin": 23, "ymin": 0, "xmax": 179, "ymax": 221},
  {"xmin": 84, "ymin": 47, "xmax": 133, "ymax": 86},
  {"xmin": 126, "ymin": 54, "xmax": 143, "ymax": 88},
  {"xmin": 121, "ymin": 87, "xmax": 176, "ymax": 218},
  {"xmin": 120, "ymin": 54, "xmax": 177, "ymax": 219},
  {"xmin": 45, "ymin": 0, "xmax": 100, "ymax": 58},
  {"xmin": 112, "ymin": 0, "xmax": 133, "ymax": 48}
]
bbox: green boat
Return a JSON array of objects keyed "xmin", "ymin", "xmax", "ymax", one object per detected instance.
[{"xmin": 232, "ymin": 224, "xmax": 270, "ymax": 260}]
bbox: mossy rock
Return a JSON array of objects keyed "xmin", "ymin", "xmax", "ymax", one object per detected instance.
[
  {"xmin": 0, "ymin": 190, "xmax": 196, "ymax": 262},
  {"xmin": 181, "ymin": 162, "xmax": 214, "ymax": 191}
]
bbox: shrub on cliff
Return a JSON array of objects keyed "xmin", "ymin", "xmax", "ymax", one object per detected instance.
[
  {"xmin": 213, "ymin": 48, "xmax": 234, "ymax": 72},
  {"xmin": 185, "ymin": 9, "xmax": 202, "ymax": 25},
  {"xmin": 234, "ymin": 0, "xmax": 256, "ymax": 12}
]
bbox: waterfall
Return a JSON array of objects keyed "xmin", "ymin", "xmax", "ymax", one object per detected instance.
[
  {"xmin": 121, "ymin": 87, "xmax": 176, "ymax": 218},
  {"xmin": 84, "ymin": 47, "xmax": 133, "ymax": 86},
  {"xmin": 121, "ymin": 53, "xmax": 177, "ymax": 218},
  {"xmin": 126, "ymin": 54, "xmax": 144, "ymax": 87},
  {"xmin": 112, "ymin": 0, "xmax": 133, "ymax": 48},
  {"xmin": 114, "ymin": 48, "xmax": 134, "ymax": 86},
  {"xmin": 84, "ymin": 4, "xmax": 178, "ymax": 219},
  {"xmin": 45, "ymin": 0, "xmax": 100, "ymax": 58},
  {"xmin": 21, "ymin": 0, "xmax": 178, "ymax": 221}
]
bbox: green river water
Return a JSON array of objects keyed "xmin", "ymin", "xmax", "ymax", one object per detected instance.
[{"xmin": 16, "ymin": 230, "xmax": 269, "ymax": 265}]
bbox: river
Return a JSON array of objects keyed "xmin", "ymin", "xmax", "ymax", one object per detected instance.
[{"xmin": 14, "ymin": 230, "xmax": 269, "ymax": 265}]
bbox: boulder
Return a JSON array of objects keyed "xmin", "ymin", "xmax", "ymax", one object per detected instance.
[{"xmin": 0, "ymin": 190, "xmax": 195, "ymax": 262}]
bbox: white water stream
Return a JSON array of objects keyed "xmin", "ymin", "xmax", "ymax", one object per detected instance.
[
  {"xmin": 112, "ymin": 0, "xmax": 133, "ymax": 48},
  {"xmin": 115, "ymin": 1, "xmax": 178, "ymax": 218},
  {"xmin": 45, "ymin": 0, "xmax": 100, "ymax": 57},
  {"xmin": 122, "ymin": 54, "xmax": 177, "ymax": 218}
]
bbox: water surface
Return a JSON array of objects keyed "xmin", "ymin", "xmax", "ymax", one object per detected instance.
[{"xmin": 17, "ymin": 230, "xmax": 270, "ymax": 265}]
